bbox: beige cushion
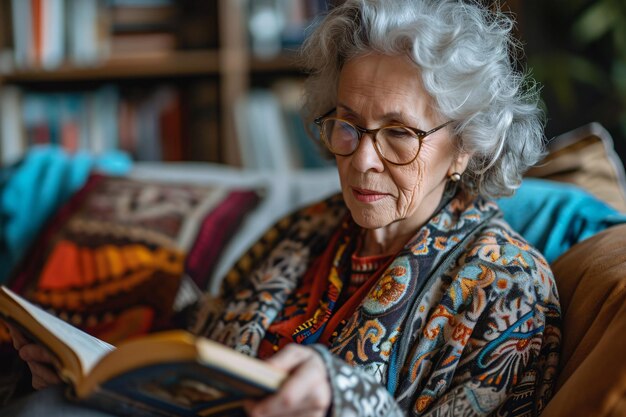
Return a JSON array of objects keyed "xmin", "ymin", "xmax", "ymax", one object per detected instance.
[
  {"xmin": 541, "ymin": 224, "xmax": 626, "ymax": 417},
  {"xmin": 527, "ymin": 122, "xmax": 626, "ymax": 213}
]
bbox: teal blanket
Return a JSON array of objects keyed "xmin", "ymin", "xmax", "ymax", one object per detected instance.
[
  {"xmin": 497, "ymin": 178, "xmax": 626, "ymax": 263},
  {"xmin": 0, "ymin": 146, "xmax": 132, "ymax": 283}
]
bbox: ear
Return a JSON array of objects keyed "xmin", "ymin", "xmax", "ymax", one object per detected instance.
[{"xmin": 448, "ymin": 151, "xmax": 471, "ymax": 177}]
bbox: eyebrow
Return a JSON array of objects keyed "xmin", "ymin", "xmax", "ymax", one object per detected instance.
[{"xmin": 336, "ymin": 103, "xmax": 424, "ymax": 129}]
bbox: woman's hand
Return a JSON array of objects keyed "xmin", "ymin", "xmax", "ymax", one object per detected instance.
[
  {"xmin": 6, "ymin": 322, "xmax": 62, "ymax": 390},
  {"xmin": 244, "ymin": 344, "xmax": 332, "ymax": 417}
]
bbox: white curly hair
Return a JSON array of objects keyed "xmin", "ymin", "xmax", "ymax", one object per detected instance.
[{"xmin": 300, "ymin": 0, "xmax": 546, "ymax": 197}]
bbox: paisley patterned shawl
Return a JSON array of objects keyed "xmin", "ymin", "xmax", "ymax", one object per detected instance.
[{"xmin": 190, "ymin": 192, "xmax": 561, "ymax": 417}]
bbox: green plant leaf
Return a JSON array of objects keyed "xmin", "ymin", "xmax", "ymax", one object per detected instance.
[{"xmin": 572, "ymin": 1, "xmax": 616, "ymax": 44}]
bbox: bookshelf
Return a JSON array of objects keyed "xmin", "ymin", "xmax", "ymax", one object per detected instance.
[
  {"xmin": 0, "ymin": 50, "xmax": 221, "ymax": 82},
  {"xmin": 0, "ymin": 0, "xmax": 324, "ymax": 168}
]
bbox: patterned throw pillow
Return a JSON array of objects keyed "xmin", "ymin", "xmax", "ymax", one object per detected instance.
[{"xmin": 3, "ymin": 174, "xmax": 260, "ymax": 345}]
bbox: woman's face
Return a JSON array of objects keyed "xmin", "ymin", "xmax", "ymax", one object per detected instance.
[{"xmin": 335, "ymin": 53, "xmax": 463, "ymax": 233}]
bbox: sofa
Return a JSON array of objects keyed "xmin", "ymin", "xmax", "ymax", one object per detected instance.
[
  {"xmin": 1, "ymin": 122, "xmax": 625, "ymax": 415},
  {"xmin": 522, "ymin": 123, "xmax": 626, "ymax": 416}
]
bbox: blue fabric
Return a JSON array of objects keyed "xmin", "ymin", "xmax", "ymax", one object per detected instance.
[
  {"xmin": 0, "ymin": 146, "xmax": 132, "ymax": 283},
  {"xmin": 497, "ymin": 178, "xmax": 626, "ymax": 263}
]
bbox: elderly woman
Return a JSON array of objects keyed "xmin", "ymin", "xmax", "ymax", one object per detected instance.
[{"xmin": 6, "ymin": 0, "xmax": 560, "ymax": 416}]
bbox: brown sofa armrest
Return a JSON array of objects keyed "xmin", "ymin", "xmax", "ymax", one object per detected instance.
[{"xmin": 542, "ymin": 224, "xmax": 626, "ymax": 417}]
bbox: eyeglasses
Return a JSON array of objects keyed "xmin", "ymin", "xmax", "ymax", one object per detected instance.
[{"xmin": 314, "ymin": 109, "xmax": 453, "ymax": 165}]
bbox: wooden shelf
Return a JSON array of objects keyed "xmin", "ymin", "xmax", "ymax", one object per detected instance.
[
  {"xmin": 250, "ymin": 52, "xmax": 302, "ymax": 72},
  {"xmin": 0, "ymin": 50, "xmax": 220, "ymax": 82}
]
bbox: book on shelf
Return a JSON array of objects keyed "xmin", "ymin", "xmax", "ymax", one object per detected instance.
[
  {"xmin": 10, "ymin": 0, "xmax": 34, "ymax": 68},
  {"xmin": 16, "ymin": 89, "xmax": 114, "ymax": 155},
  {"xmin": 273, "ymin": 79, "xmax": 333, "ymax": 169},
  {"xmin": 159, "ymin": 88, "xmax": 183, "ymax": 162},
  {"xmin": 66, "ymin": 0, "xmax": 108, "ymax": 66},
  {"xmin": 182, "ymin": 81, "xmax": 220, "ymax": 163},
  {"xmin": 108, "ymin": 0, "xmax": 178, "ymax": 57},
  {"xmin": 0, "ymin": 86, "xmax": 25, "ymax": 166},
  {"xmin": 235, "ymin": 89, "xmax": 292, "ymax": 171},
  {"xmin": 0, "ymin": 286, "xmax": 286, "ymax": 417},
  {"xmin": 41, "ymin": 0, "xmax": 66, "ymax": 68},
  {"xmin": 109, "ymin": 32, "xmax": 177, "ymax": 57},
  {"xmin": 0, "ymin": 84, "xmax": 197, "ymax": 163},
  {"xmin": 89, "ymin": 85, "xmax": 121, "ymax": 155},
  {"xmin": 234, "ymin": 83, "xmax": 332, "ymax": 171},
  {"xmin": 6, "ymin": 0, "xmax": 207, "ymax": 69},
  {"xmin": 10, "ymin": 0, "xmax": 102, "ymax": 69},
  {"xmin": 110, "ymin": 1, "xmax": 177, "ymax": 33}
]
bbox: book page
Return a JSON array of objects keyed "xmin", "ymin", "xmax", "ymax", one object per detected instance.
[{"xmin": 5, "ymin": 288, "xmax": 115, "ymax": 374}]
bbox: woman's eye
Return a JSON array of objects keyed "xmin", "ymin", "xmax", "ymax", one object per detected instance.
[
  {"xmin": 384, "ymin": 128, "xmax": 414, "ymax": 140},
  {"xmin": 337, "ymin": 123, "xmax": 356, "ymax": 137}
]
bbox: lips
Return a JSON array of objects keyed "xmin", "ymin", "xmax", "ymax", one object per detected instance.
[{"xmin": 351, "ymin": 187, "xmax": 389, "ymax": 203}]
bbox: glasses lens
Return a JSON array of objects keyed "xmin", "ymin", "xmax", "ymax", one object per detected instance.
[
  {"xmin": 323, "ymin": 119, "xmax": 359, "ymax": 155},
  {"xmin": 377, "ymin": 126, "xmax": 420, "ymax": 164}
]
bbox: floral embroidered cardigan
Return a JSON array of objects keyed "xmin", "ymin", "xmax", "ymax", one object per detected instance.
[{"xmin": 189, "ymin": 192, "xmax": 561, "ymax": 416}]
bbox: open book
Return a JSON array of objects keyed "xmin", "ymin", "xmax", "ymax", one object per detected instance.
[{"xmin": 0, "ymin": 286, "xmax": 286, "ymax": 417}]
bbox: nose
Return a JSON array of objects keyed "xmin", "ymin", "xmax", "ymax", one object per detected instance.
[{"xmin": 349, "ymin": 133, "xmax": 385, "ymax": 173}]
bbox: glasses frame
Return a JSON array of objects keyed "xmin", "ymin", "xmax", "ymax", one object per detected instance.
[{"xmin": 314, "ymin": 108, "xmax": 453, "ymax": 166}]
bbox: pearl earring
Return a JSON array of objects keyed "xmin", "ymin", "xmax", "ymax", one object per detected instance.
[{"xmin": 449, "ymin": 172, "xmax": 462, "ymax": 182}]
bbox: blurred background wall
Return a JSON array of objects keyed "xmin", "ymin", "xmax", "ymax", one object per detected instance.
[{"xmin": 507, "ymin": 0, "xmax": 626, "ymax": 164}]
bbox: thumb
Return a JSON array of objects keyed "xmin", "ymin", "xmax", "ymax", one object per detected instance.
[{"xmin": 265, "ymin": 344, "xmax": 314, "ymax": 372}]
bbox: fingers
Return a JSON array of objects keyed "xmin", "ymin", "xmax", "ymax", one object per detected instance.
[
  {"xmin": 5, "ymin": 322, "xmax": 30, "ymax": 350},
  {"xmin": 264, "ymin": 343, "xmax": 313, "ymax": 371},
  {"xmin": 18, "ymin": 343, "xmax": 63, "ymax": 389},
  {"xmin": 255, "ymin": 361, "xmax": 330, "ymax": 414},
  {"xmin": 32, "ymin": 374, "xmax": 51, "ymax": 391},
  {"xmin": 4, "ymin": 323, "xmax": 63, "ymax": 390},
  {"xmin": 245, "ymin": 345, "xmax": 331, "ymax": 417},
  {"xmin": 19, "ymin": 343, "xmax": 56, "ymax": 364},
  {"xmin": 28, "ymin": 360, "xmax": 62, "ymax": 390}
]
